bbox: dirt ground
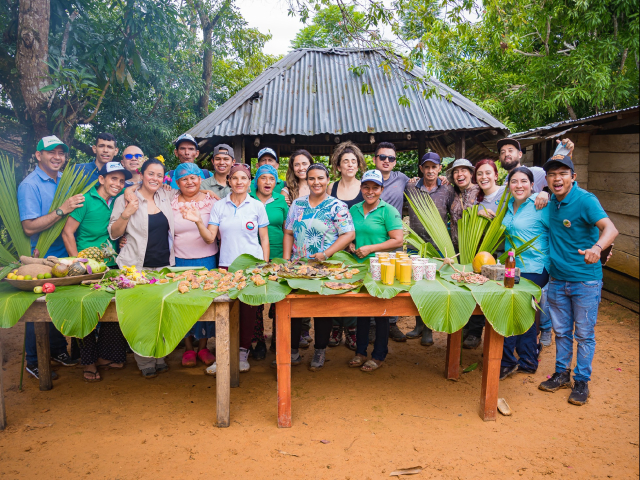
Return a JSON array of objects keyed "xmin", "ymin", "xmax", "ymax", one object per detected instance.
[{"xmin": 0, "ymin": 302, "xmax": 638, "ymax": 480}]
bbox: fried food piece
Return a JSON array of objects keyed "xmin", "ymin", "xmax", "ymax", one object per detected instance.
[
  {"xmin": 350, "ymin": 269, "xmax": 360, "ymax": 274},
  {"xmin": 251, "ymin": 275, "xmax": 266, "ymax": 286},
  {"xmin": 191, "ymin": 281, "xmax": 200, "ymax": 289},
  {"xmin": 343, "ymin": 272, "xmax": 353, "ymax": 279},
  {"xmin": 165, "ymin": 272, "xmax": 176, "ymax": 278},
  {"xmin": 334, "ymin": 274, "xmax": 343, "ymax": 280},
  {"xmin": 218, "ymin": 267, "xmax": 227, "ymax": 273},
  {"xmin": 159, "ymin": 278, "xmax": 169, "ymax": 284},
  {"xmin": 203, "ymin": 283, "xmax": 215, "ymax": 291},
  {"xmin": 237, "ymin": 281, "xmax": 247, "ymax": 290},
  {"xmin": 324, "ymin": 282, "xmax": 358, "ymax": 290},
  {"xmin": 178, "ymin": 280, "xmax": 190, "ymax": 293},
  {"xmin": 268, "ymin": 275, "xmax": 277, "ymax": 281},
  {"xmin": 252, "ymin": 268, "xmax": 262, "ymax": 274}
]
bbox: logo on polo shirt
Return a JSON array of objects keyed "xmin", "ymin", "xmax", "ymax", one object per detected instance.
[
  {"xmin": 246, "ymin": 221, "xmax": 255, "ymax": 231},
  {"xmin": 563, "ymin": 219, "xmax": 571, "ymax": 228}
]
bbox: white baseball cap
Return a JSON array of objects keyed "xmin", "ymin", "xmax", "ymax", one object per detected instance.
[{"xmin": 361, "ymin": 169, "xmax": 384, "ymax": 186}]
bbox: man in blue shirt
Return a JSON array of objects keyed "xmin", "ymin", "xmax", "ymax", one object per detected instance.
[
  {"xmin": 18, "ymin": 135, "xmax": 85, "ymax": 379},
  {"xmin": 74, "ymin": 133, "xmax": 119, "ymax": 184},
  {"xmin": 538, "ymin": 154, "xmax": 618, "ymax": 406}
]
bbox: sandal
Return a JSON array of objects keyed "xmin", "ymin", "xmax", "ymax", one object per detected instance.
[
  {"xmin": 97, "ymin": 361, "xmax": 125, "ymax": 370},
  {"xmin": 182, "ymin": 350, "xmax": 197, "ymax": 368},
  {"xmin": 348, "ymin": 354, "xmax": 367, "ymax": 368},
  {"xmin": 361, "ymin": 359, "xmax": 384, "ymax": 372},
  {"xmin": 197, "ymin": 348, "xmax": 215, "ymax": 366},
  {"xmin": 83, "ymin": 369, "xmax": 102, "ymax": 382}
]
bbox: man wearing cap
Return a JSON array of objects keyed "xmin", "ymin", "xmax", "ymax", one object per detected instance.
[
  {"xmin": 200, "ymin": 143, "xmax": 234, "ymax": 198},
  {"xmin": 75, "ymin": 133, "xmax": 119, "ymax": 184},
  {"xmin": 251, "ymin": 147, "xmax": 286, "ymax": 194},
  {"xmin": 404, "ymin": 152, "xmax": 455, "ymax": 344},
  {"xmin": 18, "ymin": 135, "xmax": 84, "ymax": 379},
  {"xmin": 165, "ymin": 133, "xmax": 212, "ymax": 183},
  {"xmin": 538, "ymin": 154, "xmax": 618, "ymax": 406}
]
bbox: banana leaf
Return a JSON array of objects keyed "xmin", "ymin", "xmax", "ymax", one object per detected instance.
[
  {"xmin": 230, "ymin": 279, "xmax": 292, "ymax": 305},
  {"xmin": 0, "ymin": 283, "xmax": 41, "ymax": 328},
  {"xmin": 0, "ymin": 262, "xmax": 20, "ymax": 280},
  {"xmin": 0, "ymin": 155, "xmax": 31, "ymax": 258},
  {"xmin": 328, "ymin": 251, "xmax": 362, "ymax": 266},
  {"xmin": 228, "ymin": 254, "xmax": 266, "ymax": 272},
  {"xmin": 115, "ymin": 282, "xmax": 214, "ymax": 358},
  {"xmin": 286, "ymin": 278, "xmax": 323, "ymax": 293},
  {"xmin": 0, "ymin": 243, "xmax": 18, "ymax": 266},
  {"xmin": 409, "ymin": 277, "xmax": 477, "ymax": 333},
  {"xmin": 363, "ymin": 273, "xmax": 411, "ymax": 299},
  {"xmin": 46, "ymin": 286, "xmax": 115, "ymax": 338}
]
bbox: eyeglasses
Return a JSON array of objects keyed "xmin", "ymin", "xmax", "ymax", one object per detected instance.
[
  {"xmin": 124, "ymin": 154, "xmax": 143, "ymax": 160},
  {"xmin": 376, "ymin": 154, "xmax": 396, "ymax": 163}
]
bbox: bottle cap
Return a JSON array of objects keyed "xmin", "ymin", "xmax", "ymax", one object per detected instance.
[{"xmin": 508, "ymin": 251, "xmax": 515, "ymax": 256}]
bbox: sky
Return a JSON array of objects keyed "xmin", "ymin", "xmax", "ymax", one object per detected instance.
[{"xmin": 236, "ymin": 0, "xmax": 303, "ymax": 56}]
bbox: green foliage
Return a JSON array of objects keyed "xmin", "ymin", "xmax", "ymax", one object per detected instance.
[
  {"xmin": 291, "ymin": 5, "xmax": 367, "ymax": 48},
  {"xmin": 458, "ymin": 205, "xmax": 490, "ymax": 264},
  {"xmin": 0, "ymin": 155, "xmax": 31, "ymax": 261},
  {"xmin": 0, "ymin": 283, "xmax": 41, "ymax": 328},
  {"xmin": 46, "ymin": 286, "xmax": 114, "ymax": 338}
]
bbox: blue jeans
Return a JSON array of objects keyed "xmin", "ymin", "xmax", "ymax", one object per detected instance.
[
  {"xmin": 357, "ymin": 317, "xmax": 389, "ymax": 361},
  {"xmin": 539, "ymin": 284, "xmax": 551, "ymax": 332},
  {"xmin": 548, "ymin": 278, "xmax": 602, "ymax": 383},
  {"xmin": 502, "ymin": 269, "xmax": 549, "ymax": 370},
  {"xmin": 25, "ymin": 322, "xmax": 69, "ymax": 365},
  {"xmin": 176, "ymin": 256, "xmax": 217, "ymax": 340}
]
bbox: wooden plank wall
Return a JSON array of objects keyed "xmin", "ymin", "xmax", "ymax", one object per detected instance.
[{"xmin": 587, "ymin": 133, "xmax": 640, "ymax": 302}]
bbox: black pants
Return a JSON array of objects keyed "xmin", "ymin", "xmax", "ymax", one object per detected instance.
[
  {"xmin": 80, "ymin": 323, "xmax": 128, "ymax": 366},
  {"xmin": 291, "ymin": 317, "xmax": 333, "ymax": 349},
  {"xmin": 466, "ymin": 315, "xmax": 486, "ymax": 337}
]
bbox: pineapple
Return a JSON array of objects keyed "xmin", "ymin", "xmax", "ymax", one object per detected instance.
[{"xmin": 77, "ymin": 243, "xmax": 116, "ymax": 262}]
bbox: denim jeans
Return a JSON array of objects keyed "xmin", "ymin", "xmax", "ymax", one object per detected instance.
[
  {"xmin": 539, "ymin": 284, "xmax": 552, "ymax": 332},
  {"xmin": 548, "ymin": 278, "xmax": 603, "ymax": 383},
  {"xmin": 25, "ymin": 322, "xmax": 69, "ymax": 365},
  {"xmin": 357, "ymin": 317, "xmax": 389, "ymax": 361}
]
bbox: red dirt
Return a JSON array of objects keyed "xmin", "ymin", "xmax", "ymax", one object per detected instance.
[{"xmin": 0, "ymin": 302, "xmax": 638, "ymax": 479}]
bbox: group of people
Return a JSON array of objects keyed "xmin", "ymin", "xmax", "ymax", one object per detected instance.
[{"xmin": 17, "ymin": 130, "xmax": 617, "ymax": 406}]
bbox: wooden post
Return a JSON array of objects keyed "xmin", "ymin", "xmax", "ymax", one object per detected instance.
[
  {"xmin": 455, "ymin": 133, "xmax": 466, "ymax": 159},
  {"xmin": 215, "ymin": 303, "xmax": 231, "ymax": 428},
  {"xmin": 445, "ymin": 330, "xmax": 462, "ymax": 380},
  {"xmin": 417, "ymin": 132, "xmax": 426, "ymax": 163},
  {"xmin": 34, "ymin": 323, "xmax": 52, "ymax": 391},
  {"xmin": 479, "ymin": 322, "xmax": 504, "ymax": 421},
  {"xmin": 229, "ymin": 300, "xmax": 240, "ymax": 388},
  {"xmin": 275, "ymin": 299, "xmax": 292, "ymax": 428},
  {"xmin": 233, "ymin": 137, "xmax": 246, "ymax": 164},
  {"xmin": 0, "ymin": 335, "xmax": 6, "ymax": 430}
]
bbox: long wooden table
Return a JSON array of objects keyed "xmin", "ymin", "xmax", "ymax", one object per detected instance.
[
  {"xmin": 0, "ymin": 296, "xmax": 240, "ymax": 431},
  {"xmin": 274, "ymin": 292, "xmax": 504, "ymax": 428}
]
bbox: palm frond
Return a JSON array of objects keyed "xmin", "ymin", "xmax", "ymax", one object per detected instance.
[
  {"xmin": 0, "ymin": 155, "xmax": 32, "ymax": 258},
  {"xmin": 405, "ymin": 193, "xmax": 456, "ymax": 259}
]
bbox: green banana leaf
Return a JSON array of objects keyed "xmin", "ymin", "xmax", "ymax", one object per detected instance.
[
  {"xmin": 45, "ymin": 286, "xmax": 115, "ymax": 338},
  {"xmin": 0, "ymin": 283, "xmax": 41, "ymax": 328},
  {"xmin": 228, "ymin": 254, "xmax": 266, "ymax": 272},
  {"xmin": 286, "ymin": 278, "xmax": 323, "ymax": 293},
  {"xmin": 231, "ymin": 279, "xmax": 292, "ymax": 306},
  {"xmin": 363, "ymin": 273, "xmax": 411, "ymax": 299},
  {"xmin": 409, "ymin": 276, "xmax": 477, "ymax": 333},
  {"xmin": 0, "ymin": 262, "xmax": 20, "ymax": 281},
  {"xmin": 328, "ymin": 251, "xmax": 363, "ymax": 266},
  {"xmin": 115, "ymin": 282, "xmax": 214, "ymax": 358},
  {"xmin": 285, "ymin": 277, "xmax": 364, "ymax": 295}
]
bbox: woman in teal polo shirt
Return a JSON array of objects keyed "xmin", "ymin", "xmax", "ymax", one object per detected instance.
[
  {"xmin": 61, "ymin": 162, "xmax": 132, "ymax": 382},
  {"xmin": 249, "ymin": 164, "xmax": 289, "ymax": 359},
  {"xmin": 347, "ymin": 169, "xmax": 403, "ymax": 372}
]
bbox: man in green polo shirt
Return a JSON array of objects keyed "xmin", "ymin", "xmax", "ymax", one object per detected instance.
[
  {"xmin": 537, "ymin": 154, "xmax": 618, "ymax": 406},
  {"xmin": 62, "ymin": 162, "xmax": 132, "ymax": 267}
]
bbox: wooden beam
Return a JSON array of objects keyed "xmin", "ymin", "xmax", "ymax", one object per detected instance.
[
  {"xmin": 0, "ymin": 335, "xmax": 6, "ymax": 430},
  {"xmin": 590, "ymin": 134, "xmax": 639, "ymax": 153},
  {"xmin": 571, "ymin": 146, "xmax": 589, "ymax": 165},
  {"xmin": 233, "ymin": 137, "xmax": 246, "ymax": 164},
  {"xmin": 589, "ymin": 153, "xmax": 640, "ymax": 173},
  {"xmin": 603, "ymin": 268, "xmax": 639, "ymax": 303},
  {"xmin": 591, "ymin": 190, "xmax": 639, "ymax": 216},
  {"xmin": 601, "ymin": 290, "xmax": 639, "ymax": 313},
  {"xmin": 588, "ymin": 172, "xmax": 639, "ymax": 195},
  {"xmin": 606, "ymin": 251, "xmax": 639, "ymax": 279},
  {"xmin": 276, "ymin": 299, "xmax": 292, "ymax": 428},
  {"xmin": 417, "ymin": 132, "xmax": 426, "ymax": 164},
  {"xmin": 455, "ymin": 133, "xmax": 466, "ymax": 159},
  {"xmin": 445, "ymin": 330, "xmax": 462, "ymax": 380},
  {"xmin": 229, "ymin": 300, "xmax": 240, "ymax": 388},
  {"xmin": 215, "ymin": 303, "xmax": 230, "ymax": 427},
  {"xmin": 34, "ymin": 323, "xmax": 52, "ymax": 391},
  {"xmin": 608, "ymin": 212, "xmax": 639, "ymax": 237},
  {"xmin": 613, "ymin": 233, "xmax": 639, "ymax": 257},
  {"xmin": 479, "ymin": 322, "xmax": 504, "ymax": 421}
]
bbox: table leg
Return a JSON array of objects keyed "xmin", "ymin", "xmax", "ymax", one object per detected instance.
[
  {"xmin": 445, "ymin": 330, "xmax": 462, "ymax": 380},
  {"xmin": 34, "ymin": 323, "xmax": 52, "ymax": 391},
  {"xmin": 229, "ymin": 300, "xmax": 240, "ymax": 388},
  {"xmin": 276, "ymin": 299, "xmax": 291, "ymax": 428},
  {"xmin": 479, "ymin": 322, "xmax": 504, "ymax": 421},
  {"xmin": 216, "ymin": 303, "xmax": 230, "ymax": 428},
  {"xmin": 0, "ymin": 335, "xmax": 6, "ymax": 430}
]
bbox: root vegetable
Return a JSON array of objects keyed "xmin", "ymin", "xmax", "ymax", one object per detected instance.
[{"xmin": 16, "ymin": 264, "xmax": 52, "ymax": 277}]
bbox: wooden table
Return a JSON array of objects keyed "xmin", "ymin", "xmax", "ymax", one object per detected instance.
[
  {"xmin": 274, "ymin": 292, "xmax": 504, "ymax": 428},
  {"xmin": 0, "ymin": 296, "xmax": 240, "ymax": 431}
]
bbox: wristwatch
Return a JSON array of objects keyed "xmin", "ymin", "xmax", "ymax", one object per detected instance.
[{"xmin": 55, "ymin": 208, "xmax": 64, "ymax": 217}]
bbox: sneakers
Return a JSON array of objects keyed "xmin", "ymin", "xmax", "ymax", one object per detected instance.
[
  {"xmin": 25, "ymin": 364, "xmax": 59, "ymax": 381},
  {"xmin": 389, "ymin": 323, "xmax": 407, "ymax": 342},
  {"xmin": 328, "ymin": 326, "xmax": 343, "ymax": 347},
  {"xmin": 344, "ymin": 327, "xmax": 357, "ymax": 351},
  {"xmin": 420, "ymin": 327, "xmax": 434, "ymax": 346},
  {"xmin": 463, "ymin": 335, "xmax": 481, "ymax": 349},
  {"xmin": 156, "ymin": 363, "xmax": 170, "ymax": 374},
  {"xmin": 499, "ymin": 364, "xmax": 518, "ymax": 380},
  {"xmin": 51, "ymin": 352, "xmax": 79, "ymax": 366},
  {"xmin": 405, "ymin": 318, "xmax": 424, "ymax": 339},
  {"xmin": 308, "ymin": 348, "xmax": 326, "ymax": 371},
  {"xmin": 299, "ymin": 335, "xmax": 310, "ymax": 349},
  {"xmin": 538, "ymin": 370, "xmax": 572, "ymax": 392},
  {"xmin": 252, "ymin": 341, "xmax": 267, "ymax": 360},
  {"xmin": 302, "ymin": 330, "xmax": 312, "ymax": 343},
  {"xmin": 271, "ymin": 351, "xmax": 303, "ymax": 368},
  {"xmin": 568, "ymin": 381, "xmax": 589, "ymax": 406},
  {"xmin": 239, "ymin": 348, "xmax": 250, "ymax": 373},
  {"xmin": 540, "ymin": 330, "xmax": 553, "ymax": 347}
]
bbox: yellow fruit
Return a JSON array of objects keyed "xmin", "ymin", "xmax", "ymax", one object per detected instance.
[
  {"xmin": 12, "ymin": 269, "xmax": 17, "ymax": 274},
  {"xmin": 16, "ymin": 275, "xmax": 25, "ymax": 280},
  {"xmin": 6, "ymin": 273, "xmax": 15, "ymax": 280},
  {"xmin": 472, "ymin": 251, "xmax": 496, "ymax": 273}
]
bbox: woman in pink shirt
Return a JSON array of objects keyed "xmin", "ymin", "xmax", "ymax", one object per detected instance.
[{"xmin": 171, "ymin": 163, "xmax": 218, "ymax": 368}]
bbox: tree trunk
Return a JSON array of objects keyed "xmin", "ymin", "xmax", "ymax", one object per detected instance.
[
  {"xmin": 16, "ymin": 0, "xmax": 52, "ymax": 139},
  {"xmin": 199, "ymin": 22, "xmax": 213, "ymax": 119}
]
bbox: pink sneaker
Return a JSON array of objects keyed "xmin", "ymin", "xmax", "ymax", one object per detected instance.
[
  {"xmin": 182, "ymin": 350, "xmax": 197, "ymax": 368},
  {"xmin": 198, "ymin": 349, "xmax": 215, "ymax": 366}
]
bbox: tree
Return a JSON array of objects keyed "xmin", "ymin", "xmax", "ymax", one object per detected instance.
[{"xmin": 291, "ymin": 4, "xmax": 367, "ymax": 49}]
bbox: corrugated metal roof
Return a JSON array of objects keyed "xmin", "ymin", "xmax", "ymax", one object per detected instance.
[{"xmin": 188, "ymin": 48, "xmax": 507, "ymax": 140}]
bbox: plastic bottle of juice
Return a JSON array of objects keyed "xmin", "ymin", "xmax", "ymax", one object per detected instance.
[{"xmin": 504, "ymin": 251, "xmax": 516, "ymax": 288}]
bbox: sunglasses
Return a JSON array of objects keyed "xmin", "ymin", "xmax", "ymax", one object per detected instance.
[
  {"xmin": 232, "ymin": 163, "xmax": 250, "ymax": 170},
  {"xmin": 376, "ymin": 154, "xmax": 396, "ymax": 163},
  {"xmin": 124, "ymin": 154, "xmax": 143, "ymax": 160}
]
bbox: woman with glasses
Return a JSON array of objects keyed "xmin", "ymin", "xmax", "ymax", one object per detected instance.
[
  {"xmin": 120, "ymin": 146, "xmax": 144, "ymax": 186},
  {"xmin": 182, "ymin": 163, "xmax": 270, "ymax": 376},
  {"xmin": 282, "ymin": 163, "xmax": 356, "ymax": 371}
]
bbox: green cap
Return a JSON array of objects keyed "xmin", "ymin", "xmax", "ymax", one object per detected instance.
[{"xmin": 37, "ymin": 135, "xmax": 69, "ymax": 153}]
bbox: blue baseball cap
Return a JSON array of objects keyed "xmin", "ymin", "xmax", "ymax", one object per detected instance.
[
  {"xmin": 419, "ymin": 152, "xmax": 441, "ymax": 166},
  {"xmin": 98, "ymin": 161, "xmax": 132, "ymax": 180},
  {"xmin": 174, "ymin": 133, "xmax": 199, "ymax": 149},
  {"xmin": 361, "ymin": 169, "xmax": 384, "ymax": 186},
  {"xmin": 258, "ymin": 147, "xmax": 278, "ymax": 163}
]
